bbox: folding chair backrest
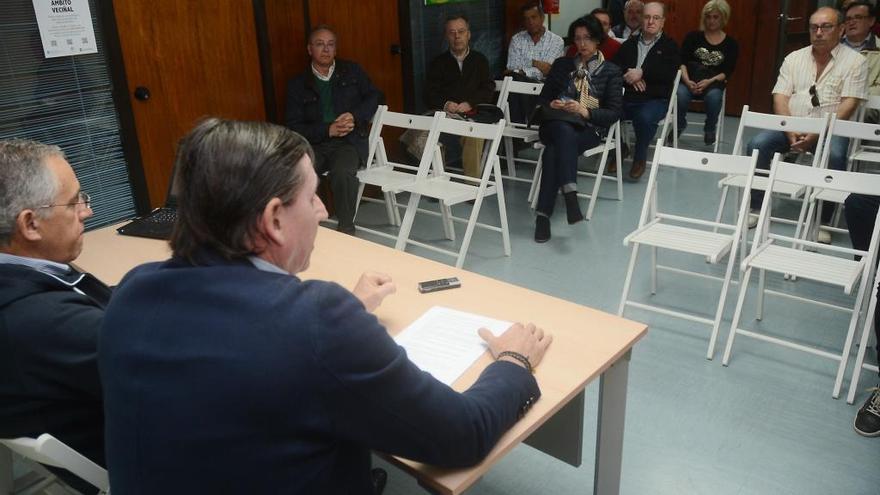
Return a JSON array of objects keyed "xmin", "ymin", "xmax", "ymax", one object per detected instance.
[
  {"xmin": 506, "ymin": 79, "xmax": 544, "ymax": 97},
  {"xmin": 1, "ymin": 434, "xmax": 110, "ymax": 492},
  {"xmin": 653, "ymin": 144, "xmax": 758, "ymax": 176},
  {"xmin": 731, "ymin": 105, "xmax": 829, "ymax": 159},
  {"xmin": 494, "ymin": 77, "xmax": 510, "ymax": 108},
  {"xmin": 858, "ymin": 94, "xmax": 880, "ymax": 121},
  {"xmin": 639, "ymin": 141, "xmax": 758, "ymax": 228},
  {"xmin": 366, "ymin": 106, "xmax": 442, "ymax": 172},
  {"xmin": 826, "ymin": 116, "xmax": 880, "ymax": 142},
  {"xmin": 433, "ymin": 117, "xmax": 506, "ymax": 180},
  {"xmin": 771, "ymin": 157, "xmax": 880, "ymax": 197}
]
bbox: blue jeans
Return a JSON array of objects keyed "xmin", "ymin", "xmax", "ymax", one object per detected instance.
[
  {"xmin": 623, "ymin": 99, "xmax": 669, "ymax": 162},
  {"xmin": 676, "ymin": 83, "xmax": 723, "ymax": 134},
  {"xmin": 536, "ymin": 120, "xmax": 601, "ymax": 216},
  {"xmin": 746, "ymin": 130, "xmax": 849, "ymax": 222}
]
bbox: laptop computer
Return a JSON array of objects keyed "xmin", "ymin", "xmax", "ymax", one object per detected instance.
[{"xmin": 116, "ymin": 165, "xmax": 179, "ymax": 240}]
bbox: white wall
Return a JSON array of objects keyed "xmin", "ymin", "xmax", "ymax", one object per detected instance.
[{"xmin": 547, "ymin": 0, "xmax": 603, "ymax": 38}]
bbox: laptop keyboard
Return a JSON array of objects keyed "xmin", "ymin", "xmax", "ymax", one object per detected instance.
[{"xmin": 143, "ymin": 208, "xmax": 177, "ymax": 224}]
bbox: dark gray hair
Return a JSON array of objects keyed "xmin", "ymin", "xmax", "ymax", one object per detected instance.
[
  {"xmin": 170, "ymin": 118, "xmax": 314, "ymax": 263},
  {"xmin": 0, "ymin": 139, "xmax": 63, "ymax": 246}
]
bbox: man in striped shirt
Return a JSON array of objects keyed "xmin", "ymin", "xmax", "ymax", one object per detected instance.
[{"xmin": 746, "ymin": 7, "xmax": 867, "ymax": 239}]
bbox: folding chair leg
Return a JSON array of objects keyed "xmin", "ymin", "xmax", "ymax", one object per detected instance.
[
  {"xmin": 354, "ymin": 182, "xmax": 366, "ymax": 220},
  {"xmin": 440, "ymin": 201, "xmax": 455, "ymax": 241},
  {"xmin": 528, "ymin": 149, "xmax": 544, "ymax": 206},
  {"xmin": 615, "ymin": 139, "xmax": 623, "ymax": 201},
  {"xmin": 586, "ymin": 146, "xmax": 612, "ymax": 221},
  {"xmin": 530, "ymin": 167, "xmax": 542, "ymax": 210},
  {"xmin": 707, "ymin": 234, "xmax": 742, "ymax": 360},
  {"xmin": 455, "ymin": 193, "xmax": 486, "ymax": 269},
  {"xmin": 494, "ymin": 165, "xmax": 512, "ymax": 256},
  {"xmin": 792, "ymin": 192, "xmax": 811, "ymax": 248},
  {"xmin": 756, "ymin": 268, "xmax": 766, "ymax": 321},
  {"xmin": 650, "ymin": 246, "xmax": 658, "ymax": 295},
  {"xmin": 394, "ymin": 193, "xmax": 422, "ymax": 251},
  {"xmin": 847, "ymin": 285, "xmax": 879, "ymax": 403},
  {"xmin": 504, "ymin": 136, "xmax": 517, "ymax": 179},
  {"xmin": 381, "ymin": 191, "xmax": 397, "ymax": 226},
  {"xmin": 723, "ymin": 267, "xmax": 755, "ymax": 366},
  {"xmin": 617, "ymin": 244, "xmax": 641, "ymax": 316},
  {"xmin": 833, "ymin": 273, "xmax": 872, "ymax": 399},
  {"xmin": 713, "ymin": 185, "xmax": 731, "ymax": 234}
]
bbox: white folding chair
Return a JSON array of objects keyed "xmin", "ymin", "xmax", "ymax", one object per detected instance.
[
  {"xmin": 354, "ymin": 107, "xmax": 445, "ymax": 239},
  {"xmin": 527, "ymin": 120, "xmax": 624, "ymax": 221},
  {"xmin": 722, "ymin": 157, "xmax": 880, "ymax": 398},
  {"xmin": 494, "ymin": 76, "xmax": 544, "ymax": 184},
  {"xmin": 677, "ymin": 86, "xmax": 727, "ymax": 153},
  {"xmin": 847, "ymin": 264, "xmax": 880, "ymax": 404},
  {"xmin": 617, "ymin": 142, "xmax": 758, "ymax": 359},
  {"xmin": 394, "ymin": 116, "xmax": 510, "ymax": 268},
  {"xmin": 714, "ymin": 106, "xmax": 829, "ymax": 237},
  {"xmin": 0, "ymin": 434, "xmax": 110, "ymax": 494},
  {"xmin": 800, "ymin": 116, "xmax": 880, "ymax": 244}
]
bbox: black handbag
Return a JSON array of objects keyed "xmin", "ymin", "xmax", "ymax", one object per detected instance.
[{"xmin": 527, "ymin": 104, "xmax": 585, "ymax": 129}]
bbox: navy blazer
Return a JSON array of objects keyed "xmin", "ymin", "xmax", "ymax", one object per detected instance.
[
  {"xmin": 0, "ymin": 263, "xmax": 106, "ymax": 492},
  {"xmin": 100, "ymin": 253, "xmax": 540, "ymax": 494},
  {"xmin": 284, "ymin": 59, "xmax": 381, "ymax": 162}
]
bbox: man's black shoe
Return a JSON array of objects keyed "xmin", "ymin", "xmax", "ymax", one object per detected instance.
[
  {"xmin": 854, "ymin": 386, "xmax": 880, "ymax": 437},
  {"xmin": 704, "ymin": 131, "xmax": 716, "ymax": 146},
  {"xmin": 372, "ymin": 468, "xmax": 388, "ymax": 495},
  {"xmin": 534, "ymin": 215, "xmax": 551, "ymax": 243}
]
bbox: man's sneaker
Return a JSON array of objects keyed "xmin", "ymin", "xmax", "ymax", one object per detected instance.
[
  {"xmin": 747, "ymin": 213, "xmax": 759, "ymax": 229},
  {"xmin": 854, "ymin": 386, "xmax": 880, "ymax": 437},
  {"xmin": 817, "ymin": 229, "xmax": 832, "ymax": 244}
]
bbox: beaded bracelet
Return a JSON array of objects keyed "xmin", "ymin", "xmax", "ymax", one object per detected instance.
[{"xmin": 497, "ymin": 351, "xmax": 533, "ymax": 374}]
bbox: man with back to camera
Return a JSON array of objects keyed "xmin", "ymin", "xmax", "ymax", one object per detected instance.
[
  {"xmin": 745, "ymin": 7, "xmax": 866, "ymax": 240},
  {"xmin": 285, "ymin": 25, "xmax": 380, "ymax": 235},
  {"xmin": 0, "ymin": 139, "xmax": 109, "ymax": 493},
  {"xmin": 99, "ymin": 118, "xmax": 552, "ymax": 494}
]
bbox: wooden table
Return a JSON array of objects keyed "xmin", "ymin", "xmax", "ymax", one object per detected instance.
[{"xmin": 74, "ymin": 225, "xmax": 647, "ymax": 495}]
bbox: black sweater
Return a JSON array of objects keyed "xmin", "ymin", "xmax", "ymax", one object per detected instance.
[{"xmin": 424, "ymin": 50, "xmax": 495, "ymax": 110}]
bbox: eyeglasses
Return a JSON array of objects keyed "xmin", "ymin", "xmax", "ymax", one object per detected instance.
[
  {"xmin": 845, "ymin": 14, "xmax": 871, "ymax": 22},
  {"xmin": 37, "ymin": 191, "xmax": 91, "ymax": 210},
  {"xmin": 809, "ymin": 23, "xmax": 838, "ymax": 33},
  {"xmin": 311, "ymin": 41, "xmax": 336, "ymax": 51},
  {"xmin": 643, "ymin": 15, "xmax": 664, "ymax": 22},
  {"xmin": 809, "ymin": 85, "xmax": 820, "ymax": 108}
]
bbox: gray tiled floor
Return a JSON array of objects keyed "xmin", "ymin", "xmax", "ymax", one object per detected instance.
[{"xmin": 349, "ymin": 113, "xmax": 880, "ymax": 495}]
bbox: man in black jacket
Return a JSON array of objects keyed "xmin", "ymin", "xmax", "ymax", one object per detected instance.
[
  {"xmin": 612, "ymin": 1, "xmax": 679, "ymax": 180},
  {"xmin": 285, "ymin": 25, "xmax": 381, "ymax": 234},
  {"xmin": 0, "ymin": 139, "xmax": 110, "ymax": 492}
]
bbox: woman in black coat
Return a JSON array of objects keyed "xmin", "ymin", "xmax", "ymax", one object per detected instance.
[{"xmin": 534, "ymin": 15, "xmax": 623, "ymax": 243}]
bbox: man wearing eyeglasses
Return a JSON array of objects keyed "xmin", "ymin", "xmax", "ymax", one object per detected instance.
[
  {"xmin": 842, "ymin": 2, "xmax": 880, "ymax": 122},
  {"xmin": 746, "ymin": 7, "xmax": 867, "ymax": 241},
  {"xmin": 0, "ymin": 139, "xmax": 108, "ymax": 492},
  {"xmin": 285, "ymin": 25, "xmax": 381, "ymax": 235}
]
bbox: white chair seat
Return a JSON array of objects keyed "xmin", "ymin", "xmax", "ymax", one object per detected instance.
[
  {"xmin": 627, "ymin": 223, "xmax": 733, "ymax": 261},
  {"xmin": 502, "ymin": 126, "xmax": 540, "ymax": 142},
  {"xmin": 396, "ymin": 177, "xmax": 496, "ymax": 205},
  {"xmin": 814, "ymin": 188, "xmax": 849, "ymax": 204},
  {"xmin": 357, "ymin": 166, "xmax": 415, "ymax": 191},
  {"xmin": 720, "ymin": 175, "xmax": 805, "ymax": 198},
  {"xmin": 851, "ymin": 149, "xmax": 880, "ymax": 162},
  {"xmin": 748, "ymin": 243, "xmax": 863, "ymax": 292}
]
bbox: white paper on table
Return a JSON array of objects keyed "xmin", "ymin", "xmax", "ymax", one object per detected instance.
[{"xmin": 395, "ymin": 306, "xmax": 512, "ymax": 386}]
